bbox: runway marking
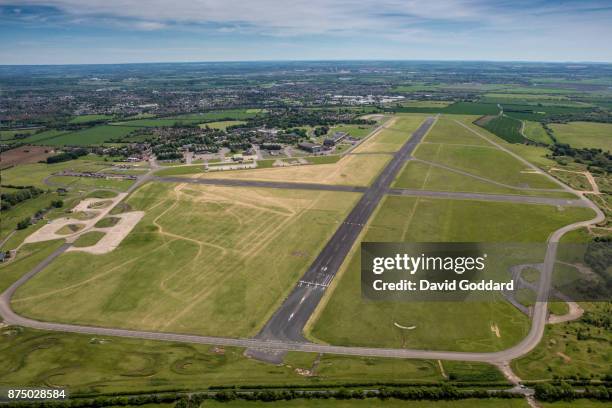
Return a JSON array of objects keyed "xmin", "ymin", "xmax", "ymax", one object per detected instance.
[
  {"xmin": 299, "ymin": 280, "xmax": 329, "ymax": 288},
  {"xmin": 288, "ymin": 313, "xmax": 295, "ymax": 321}
]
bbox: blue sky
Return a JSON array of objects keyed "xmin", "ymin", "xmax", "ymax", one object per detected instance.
[{"xmin": 1, "ymin": 0, "xmax": 612, "ymax": 64}]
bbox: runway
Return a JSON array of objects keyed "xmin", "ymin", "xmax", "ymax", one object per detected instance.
[{"xmin": 246, "ymin": 116, "xmax": 437, "ymax": 362}]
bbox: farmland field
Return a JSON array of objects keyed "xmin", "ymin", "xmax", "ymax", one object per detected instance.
[
  {"xmin": 69, "ymin": 114, "xmax": 114, "ymax": 124},
  {"xmin": 115, "ymin": 109, "xmax": 263, "ymax": 127},
  {"xmin": 36, "ymin": 125, "xmax": 138, "ymax": 146},
  {"xmin": 478, "ymin": 115, "xmax": 525, "ymax": 144},
  {"xmin": 549, "ymin": 121, "xmax": 612, "ymax": 150},
  {"xmin": 199, "ymin": 120, "xmax": 247, "ymax": 130},
  {"xmin": 12, "ymin": 182, "xmax": 360, "ymax": 338},
  {"xmin": 307, "ymin": 195, "xmax": 596, "ymax": 351}
]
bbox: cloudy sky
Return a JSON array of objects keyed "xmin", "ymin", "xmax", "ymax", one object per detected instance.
[{"xmin": 1, "ymin": 0, "xmax": 612, "ymax": 64}]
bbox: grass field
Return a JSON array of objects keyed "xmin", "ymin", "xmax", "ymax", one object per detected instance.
[
  {"xmin": 0, "ymin": 128, "xmax": 38, "ymax": 141},
  {"xmin": 72, "ymin": 231, "xmax": 105, "ymax": 247},
  {"xmin": 549, "ymin": 122, "xmax": 612, "ymax": 150},
  {"xmin": 511, "ymin": 302, "xmax": 611, "ymax": 381},
  {"xmin": 478, "ymin": 115, "xmax": 525, "ymax": 144},
  {"xmin": 421, "ymin": 117, "xmax": 491, "ymax": 146},
  {"xmin": 69, "ymin": 114, "xmax": 114, "ymax": 124},
  {"xmin": 199, "ymin": 120, "xmax": 247, "ymax": 130},
  {"xmin": 36, "ymin": 125, "xmax": 138, "ymax": 146},
  {"xmin": 0, "ymin": 327, "xmax": 460, "ymax": 395},
  {"xmin": 353, "ymin": 114, "xmax": 426, "ymax": 153},
  {"xmin": 329, "ymin": 124, "xmax": 376, "ymax": 139},
  {"xmin": 198, "ymin": 154, "xmax": 390, "ymax": 186},
  {"xmin": 115, "ymin": 109, "xmax": 263, "ymax": 127},
  {"xmin": 393, "ymin": 160, "xmax": 575, "ymax": 199},
  {"xmin": 0, "ymin": 240, "xmax": 65, "ymax": 293},
  {"xmin": 12, "ymin": 182, "xmax": 360, "ymax": 338},
  {"xmin": 46, "ymin": 175, "xmax": 134, "ymax": 191},
  {"xmin": 523, "ymin": 121, "xmax": 552, "ymax": 144},
  {"xmin": 308, "ymin": 195, "xmax": 595, "ymax": 351},
  {"xmin": 413, "ymin": 140, "xmax": 559, "ymax": 189}
]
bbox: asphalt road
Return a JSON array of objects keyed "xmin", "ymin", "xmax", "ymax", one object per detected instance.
[
  {"xmin": 387, "ymin": 188, "xmax": 588, "ymax": 207},
  {"xmin": 153, "ymin": 176, "xmax": 368, "ymax": 193},
  {"xmin": 0, "ymin": 115, "xmax": 604, "ymax": 376}
]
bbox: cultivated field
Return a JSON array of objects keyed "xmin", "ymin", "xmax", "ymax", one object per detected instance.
[
  {"xmin": 549, "ymin": 121, "xmax": 612, "ymax": 150},
  {"xmin": 0, "ymin": 146, "xmax": 55, "ymax": 168},
  {"xmin": 12, "ymin": 182, "xmax": 360, "ymax": 338},
  {"xmin": 307, "ymin": 195, "xmax": 595, "ymax": 351}
]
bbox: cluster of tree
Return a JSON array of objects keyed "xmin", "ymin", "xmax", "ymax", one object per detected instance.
[
  {"xmin": 581, "ymin": 303, "xmax": 611, "ymax": 330},
  {"xmin": 548, "ymin": 143, "xmax": 612, "ymax": 173},
  {"xmin": 16, "ymin": 217, "xmax": 31, "ymax": 230},
  {"xmin": 4, "ymin": 385, "xmax": 525, "ymax": 408},
  {"xmin": 1, "ymin": 186, "xmax": 44, "ymax": 210},
  {"xmin": 155, "ymin": 151, "xmax": 183, "ymax": 161},
  {"xmin": 314, "ymin": 126, "xmax": 329, "ymax": 136},
  {"xmin": 534, "ymin": 382, "xmax": 611, "ymax": 402},
  {"xmin": 173, "ymin": 386, "xmax": 520, "ymax": 407},
  {"xmin": 46, "ymin": 149, "xmax": 88, "ymax": 164},
  {"xmin": 546, "ymin": 110, "xmax": 612, "ymax": 125}
]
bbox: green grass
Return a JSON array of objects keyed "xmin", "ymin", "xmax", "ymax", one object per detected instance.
[
  {"xmin": 0, "ymin": 159, "xmax": 110, "ymax": 188},
  {"xmin": 511, "ymin": 302, "xmax": 611, "ymax": 381},
  {"xmin": 69, "ymin": 114, "xmax": 114, "ymax": 124},
  {"xmin": 391, "ymin": 102, "xmax": 501, "ymax": 116},
  {"xmin": 0, "ymin": 327, "xmax": 452, "ymax": 396},
  {"xmin": 46, "ymin": 175, "xmax": 134, "ymax": 191},
  {"xmin": 199, "ymin": 120, "xmax": 247, "ymax": 130},
  {"xmin": 35, "ymin": 125, "xmax": 138, "ymax": 146},
  {"xmin": 356, "ymin": 114, "xmax": 426, "ymax": 152},
  {"xmin": 0, "ymin": 240, "xmax": 65, "ymax": 293},
  {"xmin": 86, "ymin": 190, "xmax": 118, "ymax": 199},
  {"xmin": 523, "ymin": 121, "xmax": 552, "ymax": 144},
  {"xmin": 549, "ymin": 122, "xmax": 612, "ymax": 151},
  {"xmin": 413, "ymin": 141, "xmax": 559, "ymax": 189},
  {"xmin": 73, "ymin": 231, "xmax": 105, "ymax": 247},
  {"xmin": 0, "ymin": 128, "xmax": 38, "ymax": 141},
  {"xmin": 94, "ymin": 217, "xmax": 121, "ymax": 228},
  {"xmin": 480, "ymin": 115, "xmax": 525, "ymax": 144},
  {"xmin": 329, "ymin": 124, "xmax": 376, "ymax": 139},
  {"xmin": 12, "ymin": 182, "xmax": 360, "ymax": 338},
  {"xmin": 423, "ymin": 118, "xmax": 491, "ymax": 146},
  {"xmin": 308, "ymin": 195, "xmax": 595, "ymax": 351},
  {"xmin": 393, "ymin": 160, "xmax": 575, "ymax": 199},
  {"xmin": 541, "ymin": 400, "xmax": 612, "ymax": 408},
  {"xmin": 115, "ymin": 109, "xmax": 262, "ymax": 127},
  {"xmin": 306, "ymin": 155, "xmax": 342, "ymax": 165}
]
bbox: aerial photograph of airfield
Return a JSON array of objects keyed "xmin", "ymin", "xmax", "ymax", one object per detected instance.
[{"xmin": 1, "ymin": 2, "xmax": 611, "ymax": 407}]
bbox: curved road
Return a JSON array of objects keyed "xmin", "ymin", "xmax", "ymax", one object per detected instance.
[{"xmin": 0, "ymin": 116, "xmax": 604, "ymax": 371}]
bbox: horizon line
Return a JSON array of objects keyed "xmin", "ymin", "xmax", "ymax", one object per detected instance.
[{"xmin": 2, "ymin": 57, "xmax": 612, "ymax": 67}]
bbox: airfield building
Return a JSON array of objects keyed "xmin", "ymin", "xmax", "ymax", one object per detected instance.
[{"xmin": 298, "ymin": 142, "xmax": 322, "ymax": 154}]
